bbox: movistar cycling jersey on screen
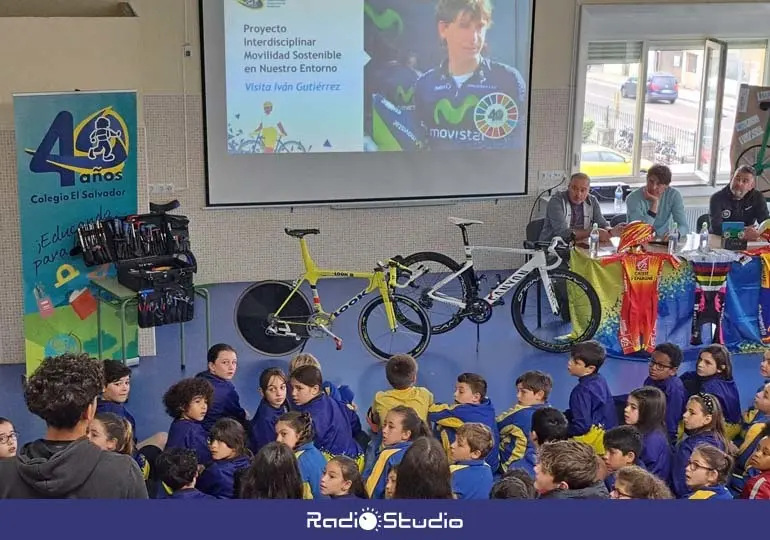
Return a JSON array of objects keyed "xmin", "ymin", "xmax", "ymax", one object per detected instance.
[
  {"xmin": 413, "ymin": 58, "xmax": 528, "ymax": 151},
  {"xmin": 370, "ymin": 61, "xmax": 421, "ymax": 112}
]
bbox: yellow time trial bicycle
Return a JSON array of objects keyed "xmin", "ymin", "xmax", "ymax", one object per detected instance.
[{"xmin": 234, "ymin": 228, "xmax": 432, "ymax": 360}]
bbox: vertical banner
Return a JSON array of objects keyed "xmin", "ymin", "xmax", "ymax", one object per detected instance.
[
  {"xmin": 730, "ymin": 84, "xmax": 770, "ymax": 190},
  {"xmin": 14, "ymin": 91, "xmax": 139, "ymax": 375}
]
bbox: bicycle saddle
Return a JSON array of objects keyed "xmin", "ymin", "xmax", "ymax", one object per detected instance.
[
  {"xmin": 761, "ymin": 101, "xmax": 770, "ymax": 111},
  {"xmin": 149, "ymin": 200, "xmax": 180, "ymax": 214},
  {"xmin": 448, "ymin": 217, "xmax": 484, "ymax": 227},
  {"xmin": 285, "ymin": 228, "xmax": 320, "ymax": 238}
]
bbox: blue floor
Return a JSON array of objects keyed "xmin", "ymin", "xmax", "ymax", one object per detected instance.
[{"xmin": 0, "ymin": 278, "xmax": 765, "ymax": 443}]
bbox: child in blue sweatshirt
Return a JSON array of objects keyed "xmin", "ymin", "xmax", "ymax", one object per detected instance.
[
  {"xmin": 163, "ymin": 377, "xmax": 214, "ymax": 467},
  {"xmin": 196, "ymin": 344, "xmax": 248, "ymax": 432},
  {"xmin": 289, "ymin": 353, "xmax": 350, "ymax": 404},
  {"xmin": 428, "ymin": 373, "xmax": 500, "ymax": 471},
  {"xmin": 496, "ymin": 371, "xmax": 552, "ymax": 475},
  {"xmin": 363, "ymin": 405, "xmax": 429, "ymax": 499},
  {"xmin": 321, "ymin": 455, "xmax": 368, "ymax": 499},
  {"xmin": 289, "ymin": 365, "xmax": 363, "ymax": 466},
  {"xmin": 681, "ymin": 344, "xmax": 742, "ymax": 441},
  {"xmin": 602, "ymin": 425, "xmax": 644, "ymax": 492},
  {"xmin": 681, "ymin": 344, "xmax": 741, "ymax": 441},
  {"xmin": 97, "ymin": 360, "xmax": 137, "ymax": 435},
  {"xmin": 276, "ymin": 411, "xmax": 328, "ymax": 499},
  {"xmin": 288, "ymin": 354, "xmax": 365, "ymax": 446},
  {"xmin": 643, "ymin": 343, "xmax": 686, "ymax": 442},
  {"xmin": 196, "ymin": 418, "xmax": 252, "ymax": 499},
  {"xmin": 97, "ymin": 360, "xmax": 168, "ymax": 452},
  {"xmin": 672, "ymin": 393, "xmax": 728, "ymax": 498},
  {"xmin": 566, "ymin": 341, "xmax": 617, "ymax": 455},
  {"xmin": 741, "ymin": 352, "xmax": 770, "ymax": 429},
  {"xmin": 249, "ymin": 367, "xmax": 289, "ymax": 453},
  {"xmin": 685, "ymin": 444, "xmax": 734, "ymax": 500},
  {"xmin": 155, "ymin": 448, "xmax": 214, "ymax": 500},
  {"xmin": 450, "ymin": 422, "xmax": 494, "ymax": 499},
  {"xmin": 730, "ymin": 382, "xmax": 770, "ymax": 495},
  {"xmin": 624, "ymin": 387, "xmax": 672, "ymax": 481}
]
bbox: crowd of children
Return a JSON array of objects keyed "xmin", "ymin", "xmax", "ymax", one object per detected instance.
[{"xmin": 2, "ymin": 340, "xmax": 770, "ymax": 500}]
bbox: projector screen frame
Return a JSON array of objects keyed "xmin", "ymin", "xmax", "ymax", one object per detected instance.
[{"xmin": 198, "ymin": 0, "xmax": 536, "ymax": 209}]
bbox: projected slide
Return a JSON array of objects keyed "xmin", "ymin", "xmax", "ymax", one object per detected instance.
[{"xmin": 224, "ymin": 0, "xmax": 528, "ymax": 154}]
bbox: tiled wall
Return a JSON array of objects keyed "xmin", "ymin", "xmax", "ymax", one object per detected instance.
[{"xmin": 0, "ymin": 88, "xmax": 570, "ymax": 364}]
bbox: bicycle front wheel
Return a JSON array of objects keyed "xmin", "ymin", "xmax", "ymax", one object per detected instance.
[
  {"xmin": 510, "ymin": 269, "xmax": 600, "ymax": 353},
  {"xmin": 235, "ymin": 280, "xmax": 312, "ymax": 357},
  {"xmin": 736, "ymin": 144, "xmax": 770, "ymax": 192},
  {"xmin": 359, "ymin": 294, "xmax": 432, "ymax": 360}
]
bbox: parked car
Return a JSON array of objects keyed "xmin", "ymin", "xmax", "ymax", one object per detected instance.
[
  {"xmin": 580, "ymin": 144, "xmax": 654, "ymax": 178},
  {"xmin": 620, "ymin": 72, "xmax": 679, "ymax": 104}
]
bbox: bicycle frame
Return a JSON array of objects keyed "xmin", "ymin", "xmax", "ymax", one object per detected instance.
[
  {"xmin": 398, "ymin": 235, "xmax": 566, "ymax": 315},
  {"xmin": 273, "ymin": 236, "xmax": 398, "ymax": 329},
  {"xmin": 755, "ymin": 115, "xmax": 770, "ymax": 174}
]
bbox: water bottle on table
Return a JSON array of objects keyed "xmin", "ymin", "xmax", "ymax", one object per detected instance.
[
  {"xmin": 698, "ymin": 221, "xmax": 710, "ymax": 253},
  {"xmin": 668, "ymin": 222, "xmax": 680, "ymax": 255},
  {"xmin": 589, "ymin": 223, "xmax": 600, "ymax": 258},
  {"xmin": 614, "ymin": 184, "xmax": 624, "ymax": 213}
]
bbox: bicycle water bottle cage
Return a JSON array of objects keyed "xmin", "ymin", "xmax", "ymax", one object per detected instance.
[{"xmin": 149, "ymin": 200, "xmax": 180, "ymax": 214}]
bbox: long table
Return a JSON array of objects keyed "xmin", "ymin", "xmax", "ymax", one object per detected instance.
[{"xmin": 570, "ymin": 235, "xmax": 768, "ymax": 359}]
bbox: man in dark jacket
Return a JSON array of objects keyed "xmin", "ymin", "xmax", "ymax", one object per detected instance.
[
  {"xmin": 534, "ymin": 439, "xmax": 609, "ymax": 499},
  {"xmin": 0, "ymin": 353, "xmax": 147, "ymax": 499},
  {"xmin": 710, "ymin": 165, "xmax": 769, "ymax": 238}
]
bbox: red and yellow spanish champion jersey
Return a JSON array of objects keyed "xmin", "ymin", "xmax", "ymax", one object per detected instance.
[{"xmin": 601, "ymin": 252, "xmax": 680, "ymax": 354}]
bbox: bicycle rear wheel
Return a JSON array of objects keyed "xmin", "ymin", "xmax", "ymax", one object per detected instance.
[
  {"xmin": 398, "ymin": 251, "xmax": 474, "ymax": 334},
  {"xmin": 358, "ymin": 294, "xmax": 432, "ymax": 360},
  {"xmin": 510, "ymin": 269, "xmax": 600, "ymax": 353},
  {"xmin": 235, "ymin": 280, "xmax": 312, "ymax": 356}
]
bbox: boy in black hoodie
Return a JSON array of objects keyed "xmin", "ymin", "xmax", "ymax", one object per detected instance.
[
  {"xmin": 534, "ymin": 439, "xmax": 609, "ymax": 499},
  {"xmin": 0, "ymin": 353, "xmax": 147, "ymax": 499}
]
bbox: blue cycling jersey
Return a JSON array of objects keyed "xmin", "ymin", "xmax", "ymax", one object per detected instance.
[
  {"xmin": 413, "ymin": 58, "xmax": 528, "ymax": 151},
  {"xmin": 370, "ymin": 61, "xmax": 421, "ymax": 111}
]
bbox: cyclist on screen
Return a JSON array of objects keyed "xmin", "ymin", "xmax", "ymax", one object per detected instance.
[
  {"xmin": 251, "ymin": 101, "xmax": 287, "ymax": 153},
  {"xmin": 413, "ymin": 0, "xmax": 528, "ymax": 151}
]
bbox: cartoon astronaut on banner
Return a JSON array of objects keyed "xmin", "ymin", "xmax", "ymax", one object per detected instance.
[{"xmin": 88, "ymin": 116, "xmax": 122, "ymax": 162}]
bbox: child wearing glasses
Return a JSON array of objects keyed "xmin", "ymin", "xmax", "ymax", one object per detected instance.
[
  {"xmin": 685, "ymin": 444, "xmax": 734, "ymax": 499},
  {"xmin": 0, "ymin": 417, "xmax": 17, "ymax": 458},
  {"xmin": 610, "ymin": 465, "xmax": 673, "ymax": 499},
  {"xmin": 671, "ymin": 393, "xmax": 728, "ymax": 498},
  {"xmin": 642, "ymin": 343, "xmax": 686, "ymax": 443}
]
